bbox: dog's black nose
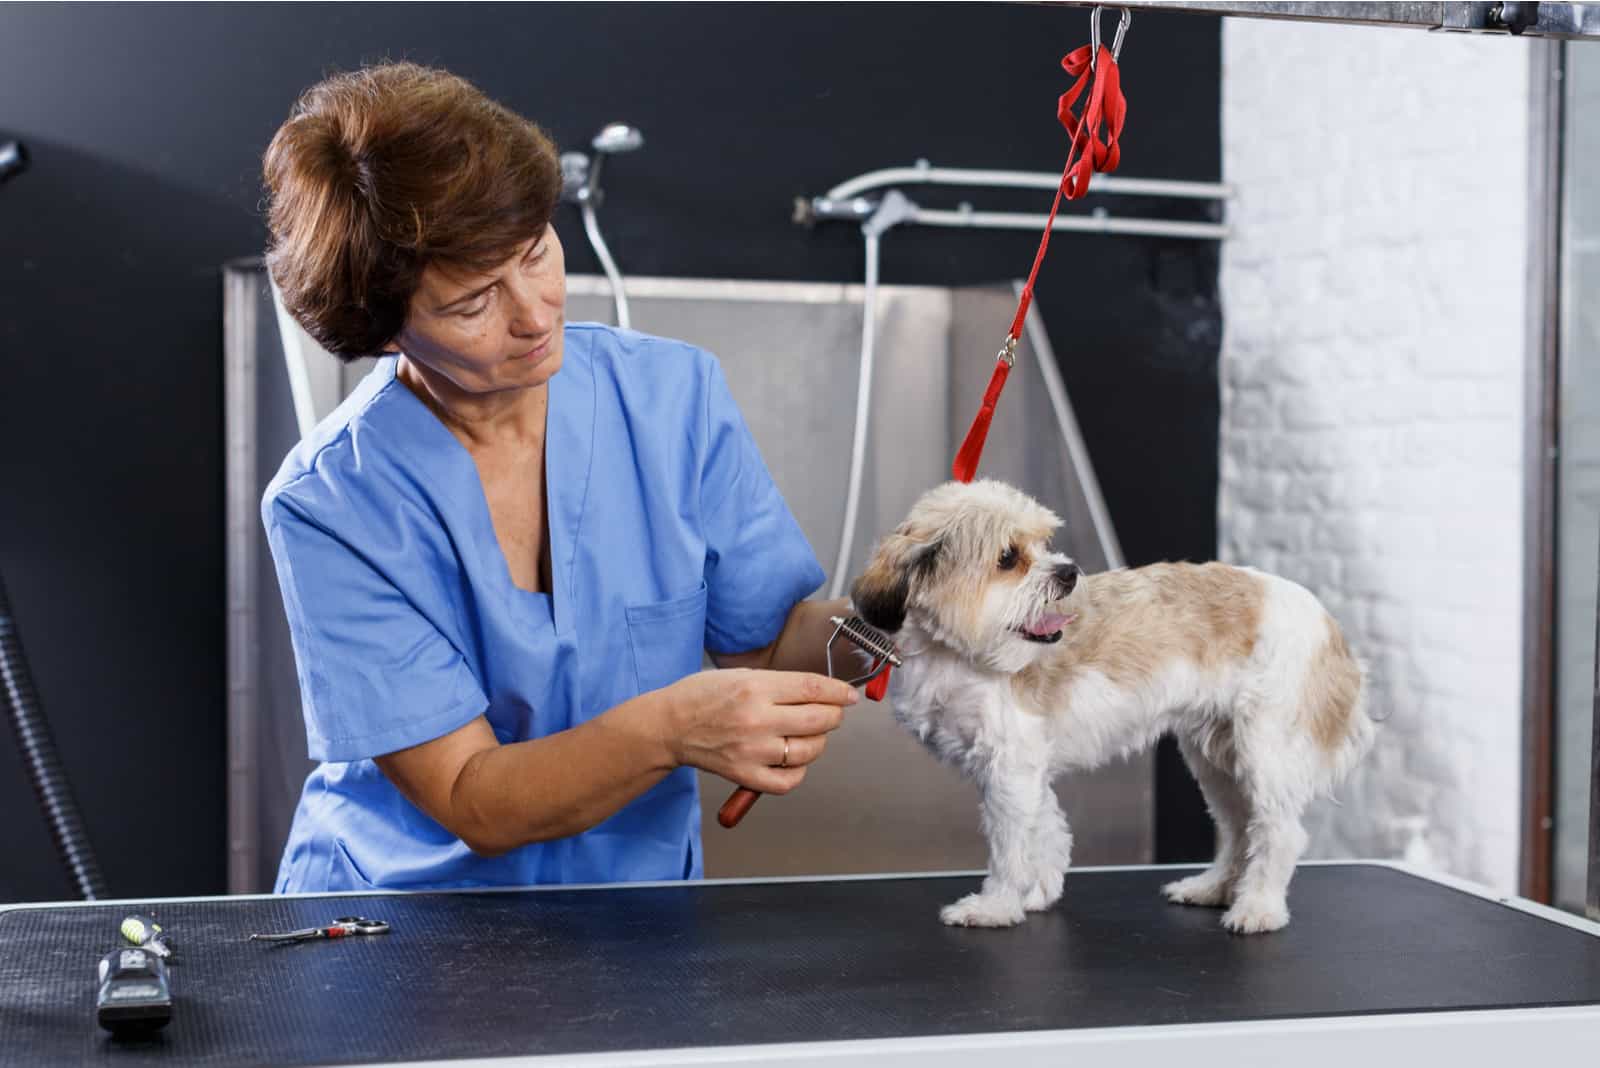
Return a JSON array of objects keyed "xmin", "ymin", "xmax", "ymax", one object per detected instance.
[{"xmin": 1054, "ymin": 562, "xmax": 1079, "ymax": 594}]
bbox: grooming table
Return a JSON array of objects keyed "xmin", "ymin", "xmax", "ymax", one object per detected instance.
[{"xmin": 3, "ymin": 863, "xmax": 1598, "ymax": 1066}]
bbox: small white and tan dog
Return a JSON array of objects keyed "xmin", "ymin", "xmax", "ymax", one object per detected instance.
[{"xmin": 853, "ymin": 479, "xmax": 1372, "ymax": 934}]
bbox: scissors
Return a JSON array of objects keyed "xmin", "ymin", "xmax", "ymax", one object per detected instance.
[{"xmin": 249, "ymin": 916, "xmax": 391, "ymax": 943}]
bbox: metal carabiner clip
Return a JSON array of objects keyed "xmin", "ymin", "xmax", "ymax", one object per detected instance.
[{"xmin": 1089, "ymin": 6, "xmax": 1134, "ymax": 70}]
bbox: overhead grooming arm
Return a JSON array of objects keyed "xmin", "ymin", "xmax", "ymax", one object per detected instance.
[{"xmin": 796, "ymin": 160, "xmax": 1232, "ymax": 242}]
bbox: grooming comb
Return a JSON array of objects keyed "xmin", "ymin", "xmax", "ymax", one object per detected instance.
[{"xmin": 717, "ymin": 616, "xmax": 901, "ymax": 829}]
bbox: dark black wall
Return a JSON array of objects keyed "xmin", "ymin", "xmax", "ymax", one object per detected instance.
[{"xmin": 0, "ymin": 2, "xmax": 1220, "ymax": 901}]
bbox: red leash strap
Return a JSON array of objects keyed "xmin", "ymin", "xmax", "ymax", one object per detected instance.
[
  {"xmin": 952, "ymin": 37, "xmax": 1127, "ymax": 486},
  {"xmin": 726, "ymin": 29, "xmax": 1129, "ymax": 825},
  {"xmin": 950, "ymin": 340, "xmax": 1017, "ymax": 484},
  {"xmin": 864, "ymin": 662, "xmax": 891, "ymax": 702}
]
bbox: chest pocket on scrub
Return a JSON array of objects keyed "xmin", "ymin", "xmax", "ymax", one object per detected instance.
[{"xmin": 624, "ymin": 582, "xmax": 709, "ymax": 693}]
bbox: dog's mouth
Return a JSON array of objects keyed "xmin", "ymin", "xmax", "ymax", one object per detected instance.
[{"xmin": 1016, "ymin": 612, "xmax": 1076, "ymax": 644}]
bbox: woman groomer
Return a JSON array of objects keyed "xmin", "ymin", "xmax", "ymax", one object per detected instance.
[{"xmin": 261, "ymin": 62, "xmax": 857, "ymax": 893}]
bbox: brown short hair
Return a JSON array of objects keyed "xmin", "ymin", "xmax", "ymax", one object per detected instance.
[{"xmin": 263, "ymin": 62, "xmax": 560, "ymax": 361}]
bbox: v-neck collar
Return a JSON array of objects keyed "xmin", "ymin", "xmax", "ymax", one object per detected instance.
[
  {"xmin": 378, "ymin": 331, "xmax": 595, "ymax": 637},
  {"xmin": 541, "ymin": 332, "xmax": 595, "ymax": 635}
]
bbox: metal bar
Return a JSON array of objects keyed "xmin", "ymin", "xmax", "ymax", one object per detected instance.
[
  {"xmin": 1520, "ymin": 40, "xmax": 1562, "ymax": 905},
  {"xmin": 826, "ymin": 164, "xmax": 1232, "ymax": 202},
  {"xmin": 1084, "ymin": 2, "xmax": 1600, "ymax": 40},
  {"xmin": 804, "ymin": 194, "xmax": 1228, "ymax": 241},
  {"xmin": 223, "ymin": 262, "xmax": 260, "ymax": 896},
  {"xmin": 1592, "ymin": 528, "xmax": 1600, "ymax": 920},
  {"xmin": 1015, "ymin": 282, "xmax": 1128, "ymax": 571},
  {"xmin": 916, "ymin": 206, "xmax": 1228, "ymax": 239}
]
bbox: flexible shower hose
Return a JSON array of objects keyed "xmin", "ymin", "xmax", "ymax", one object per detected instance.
[
  {"xmin": 0, "ymin": 571, "xmax": 107, "ymax": 900},
  {"xmin": 829, "ymin": 191, "xmax": 918, "ymax": 599}
]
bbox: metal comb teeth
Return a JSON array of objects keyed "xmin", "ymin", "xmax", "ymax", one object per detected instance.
[
  {"xmin": 827, "ymin": 615, "xmax": 902, "ymax": 686},
  {"xmin": 830, "ymin": 616, "xmax": 902, "ymax": 665}
]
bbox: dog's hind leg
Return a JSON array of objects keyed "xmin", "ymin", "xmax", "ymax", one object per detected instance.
[
  {"xmin": 1163, "ymin": 732, "xmax": 1247, "ymax": 909},
  {"xmin": 1220, "ymin": 752, "xmax": 1308, "ymax": 934}
]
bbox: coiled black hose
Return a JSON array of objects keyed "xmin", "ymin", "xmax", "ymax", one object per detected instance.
[{"xmin": 0, "ymin": 571, "xmax": 107, "ymax": 900}]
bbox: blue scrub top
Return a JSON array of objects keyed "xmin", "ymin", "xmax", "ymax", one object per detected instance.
[{"xmin": 262, "ymin": 323, "xmax": 825, "ymax": 893}]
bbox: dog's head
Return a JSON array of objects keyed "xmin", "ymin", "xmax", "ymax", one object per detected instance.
[{"xmin": 851, "ymin": 480, "xmax": 1080, "ymax": 671}]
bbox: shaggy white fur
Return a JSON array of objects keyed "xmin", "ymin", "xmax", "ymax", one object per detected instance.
[{"xmin": 853, "ymin": 480, "xmax": 1373, "ymax": 934}]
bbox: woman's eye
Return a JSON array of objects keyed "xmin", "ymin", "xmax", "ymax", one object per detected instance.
[
  {"xmin": 998, "ymin": 547, "xmax": 1020, "ymax": 571},
  {"xmin": 458, "ymin": 303, "xmax": 488, "ymax": 318}
]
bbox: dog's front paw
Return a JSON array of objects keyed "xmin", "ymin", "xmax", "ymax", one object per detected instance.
[
  {"xmin": 940, "ymin": 892, "xmax": 1026, "ymax": 928},
  {"xmin": 1163, "ymin": 872, "xmax": 1233, "ymax": 908},
  {"xmin": 1023, "ymin": 868, "xmax": 1065, "ymax": 912},
  {"xmin": 1221, "ymin": 895, "xmax": 1289, "ymax": 934}
]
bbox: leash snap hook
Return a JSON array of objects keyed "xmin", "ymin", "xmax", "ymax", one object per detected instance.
[{"xmin": 997, "ymin": 336, "xmax": 1018, "ymax": 369}]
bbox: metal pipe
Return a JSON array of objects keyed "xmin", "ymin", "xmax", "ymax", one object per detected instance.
[
  {"xmin": 1016, "ymin": 283, "xmax": 1127, "ymax": 572},
  {"xmin": 803, "ymin": 194, "xmax": 1228, "ymax": 241},
  {"xmin": 916, "ymin": 206, "xmax": 1228, "ymax": 240},
  {"xmin": 826, "ymin": 163, "xmax": 1232, "ymax": 203},
  {"xmin": 1073, "ymin": 2, "xmax": 1600, "ymax": 40},
  {"xmin": 1520, "ymin": 39, "xmax": 1561, "ymax": 905}
]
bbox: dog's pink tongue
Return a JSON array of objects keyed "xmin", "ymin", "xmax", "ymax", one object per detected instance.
[{"xmin": 1025, "ymin": 612, "xmax": 1073, "ymax": 636}]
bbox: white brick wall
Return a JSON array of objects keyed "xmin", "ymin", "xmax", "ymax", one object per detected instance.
[{"xmin": 1219, "ymin": 22, "xmax": 1530, "ymax": 891}]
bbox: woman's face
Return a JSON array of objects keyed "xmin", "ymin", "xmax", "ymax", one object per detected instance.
[{"xmin": 391, "ymin": 226, "xmax": 567, "ymax": 394}]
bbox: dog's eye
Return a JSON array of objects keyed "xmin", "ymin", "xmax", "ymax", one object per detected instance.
[{"xmin": 998, "ymin": 546, "xmax": 1020, "ymax": 571}]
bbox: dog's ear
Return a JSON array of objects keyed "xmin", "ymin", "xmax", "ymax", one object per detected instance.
[{"xmin": 850, "ymin": 535, "xmax": 941, "ymax": 634}]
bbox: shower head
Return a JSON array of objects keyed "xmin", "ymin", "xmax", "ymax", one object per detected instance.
[
  {"xmin": 591, "ymin": 123, "xmax": 643, "ymax": 155},
  {"xmin": 575, "ymin": 124, "xmax": 643, "ymax": 206},
  {"xmin": 559, "ymin": 151, "xmax": 591, "ymax": 204}
]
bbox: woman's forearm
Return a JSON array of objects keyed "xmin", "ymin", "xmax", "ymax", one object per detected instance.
[
  {"xmin": 446, "ymin": 691, "xmax": 680, "ymax": 855},
  {"xmin": 763, "ymin": 596, "xmax": 856, "ymax": 677}
]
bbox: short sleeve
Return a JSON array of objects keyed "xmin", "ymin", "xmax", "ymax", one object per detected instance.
[
  {"xmin": 698, "ymin": 359, "xmax": 826, "ymax": 654},
  {"xmin": 264, "ymin": 494, "xmax": 489, "ymax": 763}
]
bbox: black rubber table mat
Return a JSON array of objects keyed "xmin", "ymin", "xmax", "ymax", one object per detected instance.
[{"xmin": 3, "ymin": 864, "xmax": 1599, "ymax": 1066}]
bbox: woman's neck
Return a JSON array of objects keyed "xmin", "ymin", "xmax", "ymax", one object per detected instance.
[{"xmin": 395, "ymin": 354, "xmax": 547, "ymax": 450}]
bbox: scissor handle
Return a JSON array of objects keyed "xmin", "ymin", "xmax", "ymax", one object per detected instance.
[{"xmin": 332, "ymin": 916, "xmax": 390, "ymax": 935}]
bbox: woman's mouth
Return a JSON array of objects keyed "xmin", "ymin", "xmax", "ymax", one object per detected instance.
[{"xmin": 513, "ymin": 336, "xmax": 554, "ymax": 362}]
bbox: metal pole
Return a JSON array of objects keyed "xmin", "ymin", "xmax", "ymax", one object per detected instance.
[
  {"xmin": 1591, "ymin": 529, "xmax": 1600, "ymax": 919},
  {"xmin": 1520, "ymin": 40, "xmax": 1562, "ymax": 904},
  {"xmin": 1077, "ymin": 2, "xmax": 1600, "ymax": 40}
]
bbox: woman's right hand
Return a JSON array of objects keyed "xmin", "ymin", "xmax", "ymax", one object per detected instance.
[{"xmin": 661, "ymin": 669, "xmax": 858, "ymax": 794}]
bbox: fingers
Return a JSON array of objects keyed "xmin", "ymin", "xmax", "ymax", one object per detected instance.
[
  {"xmin": 736, "ymin": 764, "xmax": 807, "ymax": 796},
  {"xmin": 725, "ymin": 732, "xmax": 831, "ymax": 795},
  {"xmin": 776, "ymin": 731, "xmax": 828, "ymax": 769},
  {"xmin": 753, "ymin": 670, "xmax": 859, "ymax": 709},
  {"xmin": 770, "ymin": 702, "xmax": 848, "ymax": 737}
]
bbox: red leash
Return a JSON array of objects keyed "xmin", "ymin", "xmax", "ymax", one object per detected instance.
[
  {"xmin": 953, "ymin": 34, "xmax": 1128, "ymax": 484},
  {"xmin": 869, "ymin": 11, "xmax": 1130, "ymax": 705},
  {"xmin": 721, "ymin": 14, "xmax": 1134, "ymax": 824}
]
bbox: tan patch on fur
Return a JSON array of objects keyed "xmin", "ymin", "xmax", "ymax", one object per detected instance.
[
  {"xmin": 853, "ymin": 542, "xmax": 905, "ymax": 609},
  {"xmin": 1012, "ymin": 563, "xmax": 1266, "ymax": 712},
  {"xmin": 1305, "ymin": 614, "xmax": 1363, "ymax": 751}
]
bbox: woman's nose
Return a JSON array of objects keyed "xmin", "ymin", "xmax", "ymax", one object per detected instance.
[{"xmin": 506, "ymin": 276, "xmax": 560, "ymax": 335}]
